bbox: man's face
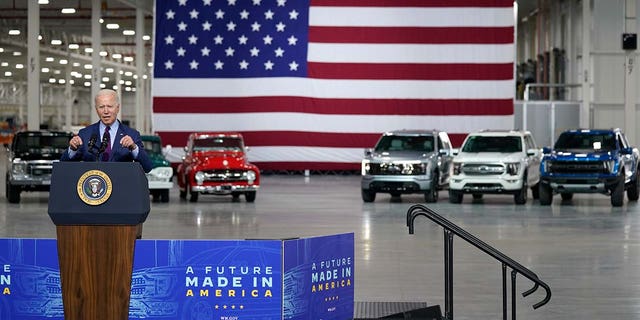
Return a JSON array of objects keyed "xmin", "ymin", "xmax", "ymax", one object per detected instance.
[{"xmin": 95, "ymin": 94, "xmax": 120, "ymax": 126}]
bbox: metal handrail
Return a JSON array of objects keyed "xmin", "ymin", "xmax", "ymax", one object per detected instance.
[{"xmin": 407, "ymin": 204, "xmax": 551, "ymax": 320}]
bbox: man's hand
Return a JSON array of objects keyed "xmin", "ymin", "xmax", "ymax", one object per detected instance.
[
  {"xmin": 69, "ymin": 135, "xmax": 83, "ymax": 151},
  {"xmin": 120, "ymin": 135, "xmax": 137, "ymax": 151}
]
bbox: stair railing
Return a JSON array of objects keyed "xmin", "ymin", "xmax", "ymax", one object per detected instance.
[{"xmin": 406, "ymin": 204, "xmax": 551, "ymax": 320}]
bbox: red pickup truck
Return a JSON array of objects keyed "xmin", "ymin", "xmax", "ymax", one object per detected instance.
[{"xmin": 176, "ymin": 132, "xmax": 260, "ymax": 202}]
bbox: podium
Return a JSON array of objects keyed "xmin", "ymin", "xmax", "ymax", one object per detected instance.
[{"xmin": 47, "ymin": 162, "xmax": 150, "ymax": 320}]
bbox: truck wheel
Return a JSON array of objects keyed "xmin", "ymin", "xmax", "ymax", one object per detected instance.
[
  {"xmin": 189, "ymin": 186, "xmax": 199, "ymax": 203},
  {"xmin": 245, "ymin": 191, "xmax": 256, "ymax": 202},
  {"xmin": 449, "ymin": 190, "xmax": 463, "ymax": 204},
  {"xmin": 160, "ymin": 189, "xmax": 170, "ymax": 203},
  {"xmin": 472, "ymin": 194, "xmax": 483, "ymax": 200},
  {"xmin": 362, "ymin": 189, "xmax": 376, "ymax": 202},
  {"xmin": 539, "ymin": 183, "xmax": 552, "ymax": 205},
  {"xmin": 6, "ymin": 177, "xmax": 20, "ymax": 204},
  {"xmin": 611, "ymin": 177, "xmax": 625, "ymax": 207},
  {"xmin": 561, "ymin": 193, "xmax": 573, "ymax": 201},
  {"xmin": 627, "ymin": 170, "xmax": 640, "ymax": 201},
  {"xmin": 514, "ymin": 184, "xmax": 527, "ymax": 205},
  {"xmin": 424, "ymin": 172, "xmax": 439, "ymax": 203},
  {"xmin": 531, "ymin": 182, "xmax": 540, "ymax": 199}
]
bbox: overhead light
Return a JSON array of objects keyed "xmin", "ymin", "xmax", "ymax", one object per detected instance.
[
  {"xmin": 84, "ymin": 48, "xmax": 93, "ymax": 53},
  {"xmin": 69, "ymin": 79, "xmax": 75, "ymax": 84},
  {"xmin": 51, "ymin": 39, "xmax": 62, "ymax": 45},
  {"xmin": 59, "ymin": 59, "xmax": 68, "ymax": 65},
  {"xmin": 124, "ymin": 56, "xmax": 134, "ymax": 62},
  {"xmin": 8, "ymin": 30, "xmax": 20, "ymax": 36},
  {"xmin": 147, "ymin": 62, "xmax": 153, "ymax": 67},
  {"xmin": 38, "ymin": 0, "xmax": 49, "ymax": 4},
  {"xmin": 112, "ymin": 85, "xmax": 118, "ymax": 90},
  {"xmin": 102, "ymin": 77, "xmax": 109, "ymax": 82},
  {"xmin": 84, "ymin": 82, "xmax": 91, "ymax": 87},
  {"xmin": 53, "ymin": 70, "xmax": 61, "ymax": 74},
  {"xmin": 124, "ymin": 71, "xmax": 133, "ymax": 77},
  {"xmin": 1, "ymin": 62, "xmax": 7, "ymax": 67},
  {"xmin": 84, "ymin": 74, "xmax": 91, "ymax": 79},
  {"xmin": 112, "ymin": 53, "xmax": 122, "ymax": 59},
  {"xmin": 45, "ymin": 57, "xmax": 54, "ymax": 62},
  {"xmin": 142, "ymin": 74, "xmax": 148, "ymax": 79},
  {"xmin": 143, "ymin": 35, "xmax": 151, "ymax": 41},
  {"xmin": 105, "ymin": 68, "xmax": 114, "ymax": 73},
  {"xmin": 49, "ymin": 78, "xmax": 56, "ymax": 83},
  {"xmin": 41, "ymin": 67, "xmax": 50, "ymax": 73},
  {"xmin": 133, "ymin": 75, "xmax": 138, "ymax": 79},
  {"xmin": 58, "ymin": 79, "xmax": 66, "ymax": 84},
  {"xmin": 83, "ymin": 64, "xmax": 92, "ymax": 69},
  {"xmin": 106, "ymin": 23, "xmax": 120, "ymax": 30},
  {"xmin": 100, "ymin": 51, "xmax": 108, "ymax": 57},
  {"xmin": 38, "ymin": 35, "xmax": 42, "ymax": 40},
  {"xmin": 100, "ymin": 83, "xmax": 106, "ymax": 88},
  {"xmin": 68, "ymin": 44, "xmax": 79, "ymax": 49},
  {"xmin": 125, "ymin": 87, "xmax": 132, "ymax": 92},
  {"xmin": 72, "ymin": 62, "xmax": 80, "ymax": 67},
  {"xmin": 13, "ymin": 52, "xmax": 21, "ymax": 56},
  {"xmin": 99, "ymin": 18, "xmax": 104, "ymax": 24},
  {"xmin": 15, "ymin": 64, "xmax": 24, "ymax": 69},
  {"xmin": 4, "ymin": 71, "xmax": 11, "ymax": 76},
  {"xmin": 61, "ymin": 8, "xmax": 76, "ymax": 14},
  {"xmin": 123, "ymin": 30, "xmax": 135, "ymax": 36},
  {"xmin": 125, "ymin": 80, "xmax": 132, "ymax": 86},
  {"xmin": 0, "ymin": 48, "xmax": 3, "ymax": 53}
]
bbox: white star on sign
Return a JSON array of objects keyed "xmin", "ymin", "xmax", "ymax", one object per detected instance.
[
  {"xmin": 201, "ymin": 47, "xmax": 211, "ymax": 56},
  {"xmin": 250, "ymin": 47, "xmax": 260, "ymax": 56},
  {"xmin": 164, "ymin": 60, "xmax": 174, "ymax": 69},
  {"xmin": 188, "ymin": 34, "xmax": 198, "ymax": 44},
  {"xmin": 264, "ymin": 60, "xmax": 274, "ymax": 70},
  {"xmin": 203, "ymin": 0, "xmax": 212, "ymax": 5},
  {"xmin": 225, "ymin": 47, "xmax": 235, "ymax": 56},
  {"xmin": 264, "ymin": 10, "xmax": 274, "ymax": 20},
  {"xmin": 275, "ymin": 22, "xmax": 286, "ymax": 32},
  {"xmin": 287, "ymin": 35, "xmax": 297, "ymax": 46},
  {"xmin": 164, "ymin": 35, "xmax": 175, "ymax": 45},
  {"xmin": 251, "ymin": 22, "xmax": 261, "ymax": 32},
  {"xmin": 166, "ymin": 10, "xmax": 175, "ymax": 20},
  {"xmin": 277, "ymin": 0, "xmax": 286, "ymax": 7},
  {"xmin": 215, "ymin": 60, "xmax": 224, "ymax": 69},
  {"xmin": 226, "ymin": 21, "xmax": 237, "ymax": 31},
  {"xmin": 215, "ymin": 9, "xmax": 225, "ymax": 19},
  {"xmin": 240, "ymin": 10, "xmax": 249, "ymax": 19},
  {"xmin": 214, "ymin": 35, "xmax": 224, "ymax": 44},
  {"xmin": 289, "ymin": 10, "xmax": 299, "ymax": 20},
  {"xmin": 274, "ymin": 47, "xmax": 284, "ymax": 57},
  {"xmin": 289, "ymin": 61, "xmax": 299, "ymax": 71},
  {"xmin": 189, "ymin": 9, "xmax": 199, "ymax": 19},
  {"xmin": 239, "ymin": 60, "xmax": 249, "ymax": 69},
  {"xmin": 202, "ymin": 21, "xmax": 212, "ymax": 31},
  {"xmin": 263, "ymin": 35, "xmax": 273, "ymax": 45},
  {"xmin": 238, "ymin": 35, "xmax": 248, "ymax": 45},
  {"xmin": 177, "ymin": 47, "xmax": 186, "ymax": 56},
  {"xmin": 178, "ymin": 21, "xmax": 188, "ymax": 31}
]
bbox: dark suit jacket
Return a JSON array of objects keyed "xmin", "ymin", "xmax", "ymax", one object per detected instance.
[{"xmin": 60, "ymin": 120, "xmax": 153, "ymax": 173}]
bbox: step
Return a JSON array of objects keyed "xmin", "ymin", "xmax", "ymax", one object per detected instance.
[{"xmin": 354, "ymin": 301, "xmax": 442, "ymax": 319}]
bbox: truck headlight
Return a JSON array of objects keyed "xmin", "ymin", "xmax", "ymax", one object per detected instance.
[
  {"xmin": 361, "ymin": 160, "xmax": 370, "ymax": 175},
  {"xmin": 505, "ymin": 162, "xmax": 520, "ymax": 175},
  {"xmin": 452, "ymin": 162, "xmax": 461, "ymax": 175},
  {"xmin": 11, "ymin": 160, "xmax": 26, "ymax": 175},
  {"xmin": 245, "ymin": 170, "xmax": 256, "ymax": 182},
  {"xmin": 603, "ymin": 160, "xmax": 616, "ymax": 174},
  {"xmin": 194, "ymin": 171, "xmax": 205, "ymax": 183},
  {"xmin": 150, "ymin": 167, "xmax": 173, "ymax": 180}
]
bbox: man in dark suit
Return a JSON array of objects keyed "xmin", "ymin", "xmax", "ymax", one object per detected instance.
[{"xmin": 61, "ymin": 89, "xmax": 153, "ymax": 173}]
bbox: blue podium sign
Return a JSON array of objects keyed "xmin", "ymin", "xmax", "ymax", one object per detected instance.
[{"xmin": 0, "ymin": 233, "xmax": 354, "ymax": 320}]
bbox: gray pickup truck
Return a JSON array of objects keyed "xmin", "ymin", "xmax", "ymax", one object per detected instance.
[
  {"xmin": 5, "ymin": 130, "xmax": 73, "ymax": 203},
  {"xmin": 361, "ymin": 129, "xmax": 453, "ymax": 202}
]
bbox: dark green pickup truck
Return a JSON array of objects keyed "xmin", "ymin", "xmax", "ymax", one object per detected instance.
[{"xmin": 141, "ymin": 135, "xmax": 173, "ymax": 202}]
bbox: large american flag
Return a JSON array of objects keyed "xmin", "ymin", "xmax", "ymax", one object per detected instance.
[{"xmin": 152, "ymin": 0, "xmax": 515, "ymax": 171}]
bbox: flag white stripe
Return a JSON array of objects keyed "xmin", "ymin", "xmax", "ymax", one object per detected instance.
[
  {"xmin": 164, "ymin": 146, "xmax": 369, "ymax": 164},
  {"xmin": 308, "ymin": 43, "xmax": 514, "ymax": 64},
  {"xmin": 309, "ymin": 7, "xmax": 514, "ymax": 27},
  {"xmin": 152, "ymin": 78, "xmax": 514, "ymax": 99},
  {"xmin": 152, "ymin": 113, "xmax": 514, "ymax": 133}
]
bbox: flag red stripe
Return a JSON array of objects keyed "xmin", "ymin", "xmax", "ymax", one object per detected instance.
[
  {"xmin": 310, "ymin": 0, "xmax": 514, "ymax": 7},
  {"xmin": 308, "ymin": 62, "xmax": 513, "ymax": 80},
  {"xmin": 156, "ymin": 131, "xmax": 469, "ymax": 149},
  {"xmin": 152, "ymin": 97, "xmax": 513, "ymax": 115},
  {"xmin": 309, "ymin": 26, "xmax": 514, "ymax": 44}
]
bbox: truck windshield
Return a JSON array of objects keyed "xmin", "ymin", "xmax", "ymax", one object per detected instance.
[
  {"xmin": 462, "ymin": 136, "xmax": 522, "ymax": 153},
  {"xmin": 375, "ymin": 135, "xmax": 435, "ymax": 152},
  {"xmin": 14, "ymin": 135, "xmax": 71, "ymax": 154},
  {"xmin": 554, "ymin": 132, "xmax": 616, "ymax": 150},
  {"xmin": 193, "ymin": 137, "xmax": 243, "ymax": 151}
]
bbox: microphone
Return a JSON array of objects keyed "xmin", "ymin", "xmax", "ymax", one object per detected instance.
[
  {"xmin": 88, "ymin": 134, "xmax": 97, "ymax": 151},
  {"xmin": 97, "ymin": 134, "xmax": 109, "ymax": 161}
]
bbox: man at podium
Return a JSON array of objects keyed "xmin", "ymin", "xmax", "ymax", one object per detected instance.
[{"xmin": 61, "ymin": 89, "xmax": 153, "ymax": 173}]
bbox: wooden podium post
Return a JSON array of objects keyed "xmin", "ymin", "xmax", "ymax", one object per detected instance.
[{"xmin": 48, "ymin": 162, "xmax": 150, "ymax": 320}]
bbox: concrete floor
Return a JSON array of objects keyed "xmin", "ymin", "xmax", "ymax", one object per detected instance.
[{"xmin": 1, "ymin": 158, "xmax": 640, "ymax": 319}]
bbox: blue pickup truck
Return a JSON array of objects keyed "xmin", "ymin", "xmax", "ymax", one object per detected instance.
[{"xmin": 538, "ymin": 128, "xmax": 640, "ymax": 206}]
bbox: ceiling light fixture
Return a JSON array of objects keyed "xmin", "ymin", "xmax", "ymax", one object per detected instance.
[
  {"xmin": 85, "ymin": 48, "xmax": 93, "ymax": 53},
  {"xmin": 123, "ymin": 56, "xmax": 134, "ymax": 62},
  {"xmin": 100, "ymin": 51, "xmax": 108, "ymax": 57},
  {"xmin": 106, "ymin": 23, "xmax": 120, "ymax": 30},
  {"xmin": 61, "ymin": 8, "xmax": 76, "ymax": 14},
  {"xmin": 15, "ymin": 64, "xmax": 24, "ymax": 69},
  {"xmin": 84, "ymin": 81, "xmax": 91, "ymax": 87},
  {"xmin": 4, "ymin": 71, "xmax": 11, "ymax": 77},
  {"xmin": 123, "ymin": 30, "xmax": 135, "ymax": 36},
  {"xmin": 51, "ymin": 39, "xmax": 62, "ymax": 45},
  {"xmin": 143, "ymin": 35, "xmax": 151, "ymax": 41},
  {"xmin": 38, "ymin": 0, "xmax": 49, "ymax": 4},
  {"xmin": 12, "ymin": 52, "xmax": 21, "ymax": 56},
  {"xmin": 8, "ymin": 30, "xmax": 20, "ymax": 36},
  {"xmin": 68, "ymin": 44, "xmax": 79, "ymax": 49},
  {"xmin": 112, "ymin": 53, "xmax": 122, "ymax": 59}
]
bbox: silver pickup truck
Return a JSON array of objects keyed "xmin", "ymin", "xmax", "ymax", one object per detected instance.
[{"xmin": 361, "ymin": 129, "xmax": 453, "ymax": 203}]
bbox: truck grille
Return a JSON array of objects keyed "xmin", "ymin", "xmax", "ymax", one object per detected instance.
[
  {"xmin": 462, "ymin": 164, "xmax": 504, "ymax": 175},
  {"xmin": 367, "ymin": 163, "xmax": 426, "ymax": 175},
  {"xmin": 28, "ymin": 162, "xmax": 53, "ymax": 176},
  {"xmin": 549, "ymin": 161, "xmax": 607, "ymax": 174},
  {"xmin": 201, "ymin": 169, "xmax": 247, "ymax": 182}
]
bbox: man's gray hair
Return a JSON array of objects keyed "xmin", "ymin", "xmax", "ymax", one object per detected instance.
[{"xmin": 95, "ymin": 89, "xmax": 120, "ymax": 106}]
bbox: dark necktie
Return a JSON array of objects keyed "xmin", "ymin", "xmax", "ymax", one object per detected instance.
[{"xmin": 102, "ymin": 126, "xmax": 111, "ymax": 161}]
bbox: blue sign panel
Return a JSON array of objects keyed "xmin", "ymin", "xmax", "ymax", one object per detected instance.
[
  {"xmin": 0, "ymin": 234, "xmax": 353, "ymax": 320},
  {"xmin": 283, "ymin": 233, "xmax": 354, "ymax": 320}
]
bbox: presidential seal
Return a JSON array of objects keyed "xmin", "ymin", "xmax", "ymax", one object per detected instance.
[{"xmin": 77, "ymin": 170, "xmax": 112, "ymax": 205}]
